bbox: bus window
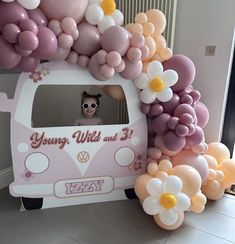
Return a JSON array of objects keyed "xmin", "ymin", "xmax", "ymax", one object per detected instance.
[{"xmin": 31, "ymin": 85, "xmax": 129, "ymax": 128}]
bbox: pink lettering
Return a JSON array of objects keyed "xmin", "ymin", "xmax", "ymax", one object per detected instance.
[{"xmin": 72, "ymin": 130, "xmax": 101, "ymax": 144}]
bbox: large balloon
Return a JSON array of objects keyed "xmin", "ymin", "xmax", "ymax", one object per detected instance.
[
  {"xmin": 0, "ymin": 36, "xmax": 21, "ymax": 68},
  {"xmin": 73, "ymin": 23, "xmax": 101, "ymax": 57},
  {"xmin": 206, "ymin": 142, "xmax": 230, "ymax": 164},
  {"xmin": 15, "ymin": 55, "xmax": 40, "ymax": 72},
  {"xmin": 163, "ymin": 55, "xmax": 196, "ymax": 92},
  {"xmin": 39, "ymin": 0, "xmax": 88, "ymax": 23},
  {"xmin": 27, "ymin": 8, "xmax": 48, "ymax": 27},
  {"xmin": 31, "ymin": 26, "xmax": 57, "ymax": 59},
  {"xmin": 0, "ymin": 1, "xmax": 28, "ymax": 31},
  {"xmin": 195, "ymin": 101, "xmax": 209, "ymax": 128}
]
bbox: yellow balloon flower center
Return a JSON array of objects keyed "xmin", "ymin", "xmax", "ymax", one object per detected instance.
[
  {"xmin": 150, "ymin": 77, "xmax": 165, "ymax": 92},
  {"xmin": 100, "ymin": 0, "xmax": 116, "ymax": 15},
  {"xmin": 160, "ymin": 193, "xmax": 177, "ymax": 209}
]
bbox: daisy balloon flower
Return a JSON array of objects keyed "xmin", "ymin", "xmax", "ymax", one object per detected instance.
[
  {"xmin": 134, "ymin": 61, "xmax": 178, "ymax": 104},
  {"xmin": 85, "ymin": 0, "xmax": 124, "ymax": 33},
  {"xmin": 143, "ymin": 175, "xmax": 190, "ymax": 226}
]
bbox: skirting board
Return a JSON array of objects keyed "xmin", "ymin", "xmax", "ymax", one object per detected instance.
[{"xmin": 0, "ymin": 167, "xmax": 13, "ymax": 190}]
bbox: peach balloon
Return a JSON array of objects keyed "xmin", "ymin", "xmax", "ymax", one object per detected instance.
[
  {"xmin": 206, "ymin": 142, "xmax": 230, "ymax": 164},
  {"xmin": 202, "ymin": 180, "xmax": 225, "ymax": 200},
  {"xmin": 145, "ymin": 9, "xmax": 166, "ymax": 34},
  {"xmin": 171, "ymin": 149, "xmax": 209, "ymax": 181},
  {"xmin": 40, "ymin": 0, "xmax": 88, "ymax": 23},
  {"xmin": 191, "ymin": 192, "xmax": 207, "ymax": 207},
  {"xmin": 152, "ymin": 34, "xmax": 167, "ymax": 52},
  {"xmin": 203, "ymin": 154, "xmax": 218, "ymax": 170},
  {"xmin": 191, "ymin": 204, "xmax": 205, "ymax": 213},
  {"xmin": 134, "ymin": 174, "xmax": 152, "ymax": 201},
  {"xmin": 170, "ymin": 165, "xmax": 201, "ymax": 197},
  {"xmin": 154, "ymin": 171, "xmax": 168, "ymax": 181},
  {"xmin": 154, "ymin": 211, "xmax": 184, "ymax": 230},
  {"xmin": 130, "ymin": 23, "xmax": 143, "ymax": 34},
  {"xmin": 151, "ymin": 53, "xmax": 163, "ymax": 63},
  {"xmin": 219, "ymin": 159, "xmax": 235, "ymax": 188},
  {"xmin": 143, "ymin": 22, "xmax": 155, "ymax": 36},
  {"xmin": 147, "ymin": 162, "xmax": 159, "ymax": 176},
  {"xmin": 160, "ymin": 47, "xmax": 173, "ymax": 61},
  {"xmin": 135, "ymin": 13, "xmax": 147, "ymax": 24},
  {"xmin": 143, "ymin": 36, "xmax": 156, "ymax": 61},
  {"xmin": 104, "ymin": 85, "xmax": 125, "ymax": 100}
]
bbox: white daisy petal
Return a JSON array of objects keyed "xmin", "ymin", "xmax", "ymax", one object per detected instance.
[
  {"xmin": 159, "ymin": 70, "xmax": 178, "ymax": 87},
  {"xmin": 146, "ymin": 178, "xmax": 163, "ymax": 196},
  {"xmin": 143, "ymin": 196, "xmax": 160, "ymax": 215},
  {"xmin": 176, "ymin": 193, "xmax": 191, "ymax": 211},
  {"xmin": 85, "ymin": 4, "xmax": 104, "ymax": 25},
  {"xmin": 147, "ymin": 61, "xmax": 163, "ymax": 78},
  {"xmin": 163, "ymin": 175, "xmax": 182, "ymax": 194},
  {"xmin": 112, "ymin": 9, "xmax": 124, "ymax": 26},
  {"xmin": 140, "ymin": 88, "xmax": 157, "ymax": 104},
  {"xmin": 98, "ymin": 15, "xmax": 115, "ymax": 33},
  {"xmin": 159, "ymin": 209, "xmax": 178, "ymax": 225},
  {"xmin": 155, "ymin": 87, "xmax": 173, "ymax": 102},
  {"xmin": 134, "ymin": 73, "xmax": 150, "ymax": 89}
]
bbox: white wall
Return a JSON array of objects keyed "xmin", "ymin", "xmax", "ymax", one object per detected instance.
[{"xmin": 174, "ymin": 0, "xmax": 235, "ymax": 142}]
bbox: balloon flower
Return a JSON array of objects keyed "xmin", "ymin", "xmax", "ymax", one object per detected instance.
[{"xmin": 1, "ymin": 0, "xmax": 40, "ymax": 9}]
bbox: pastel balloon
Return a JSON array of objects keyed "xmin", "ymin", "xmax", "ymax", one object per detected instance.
[
  {"xmin": 88, "ymin": 54, "xmax": 107, "ymax": 81},
  {"xmin": 163, "ymin": 55, "xmax": 196, "ymax": 92},
  {"xmin": 145, "ymin": 9, "xmax": 166, "ymax": 34},
  {"xmin": 143, "ymin": 36, "xmax": 156, "ymax": 61},
  {"xmin": 2, "ymin": 23, "xmax": 20, "ymax": 43},
  {"xmin": 66, "ymin": 51, "xmax": 79, "ymax": 65},
  {"xmin": 14, "ymin": 44, "xmax": 32, "ymax": 56},
  {"xmin": 48, "ymin": 20, "xmax": 62, "ymax": 37},
  {"xmin": 15, "ymin": 55, "xmax": 40, "ymax": 72},
  {"xmin": 50, "ymin": 47, "xmax": 70, "ymax": 61},
  {"xmin": 73, "ymin": 23, "xmax": 101, "ymax": 57},
  {"xmin": 61, "ymin": 17, "xmax": 77, "ymax": 35},
  {"xmin": 39, "ymin": 0, "xmax": 88, "ymax": 23},
  {"xmin": 134, "ymin": 174, "xmax": 152, "ymax": 201},
  {"xmin": 171, "ymin": 149, "xmax": 209, "ymax": 181},
  {"xmin": 219, "ymin": 159, "xmax": 235, "ymax": 188},
  {"xmin": 174, "ymin": 104, "xmax": 196, "ymax": 120},
  {"xmin": 203, "ymin": 155, "xmax": 218, "ymax": 170},
  {"xmin": 170, "ymin": 165, "xmax": 201, "ymax": 197},
  {"xmin": 195, "ymin": 101, "xmax": 209, "ymax": 128},
  {"xmin": 206, "ymin": 142, "xmax": 230, "ymax": 164},
  {"xmin": 202, "ymin": 180, "xmax": 225, "ymax": 200},
  {"xmin": 119, "ymin": 57, "xmax": 142, "ymax": 80},
  {"xmin": 17, "ymin": 0, "xmax": 40, "ymax": 9},
  {"xmin": 150, "ymin": 103, "xmax": 163, "ymax": 117},
  {"xmin": 107, "ymin": 51, "xmax": 122, "ymax": 68},
  {"xmin": 152, "ymin": 113, "xmax": 171, "ymax": 135},
  {"xmin": 78, "ymin": 55, "xmax": 89, "ymax": 67},
  {"xmin": 161, "ymin": 93, "xmax": 180, "ymax": 115},
  {"xmin": 100, "ymin": 64, "xmax": 115, "ymax": 79},
  {"xmin": 163, "ymin": 131, "xmax": 186, "ymax": 151},
  {"xmin": 27, "ymin": 8, "xmax": 48, "ymax": 27},
  {"xmin": 185, "ymin": 126, "xmax": 204, "ymax": 148},
  {"xmin": 58, "ymin": 33, "xmax": 73, "ymax": 49},
  {"xmin": 19, "ymin": 19, "xmax": 38, "ymax": 34},
  {"xmin": 0, "ymin": 1, "xmax": 28, "ymax": 31},
  {"xmin": 18, "ymin": 31, "xmax": 39, "ymax": 51},
  {"xmin": 101, "ymin": 26, "xmax": 130, "ymax": 56},
  {"xmin": 154, "ymin": 211, "xmax": 184, "ymax": 230},
  {"xmin": 0, "ymin": 36, "xmax": 21, "ymax": 68},
  {"xmin": 31, "ymin": 26, "xmax": 57, "ymax": 59},
  {"xmin": 104, "ymin": 85, "xmax": 125, "ymax": 100}
]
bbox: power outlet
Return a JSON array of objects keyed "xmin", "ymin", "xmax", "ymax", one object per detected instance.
[{"xmin": 205, "ymin": 45, "xmax": 216, "ymax": 56}]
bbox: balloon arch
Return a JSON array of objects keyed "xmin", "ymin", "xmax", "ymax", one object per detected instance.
[{"xmin": 1, "ymin": 0, "xmax": 235, "ymax": 230}]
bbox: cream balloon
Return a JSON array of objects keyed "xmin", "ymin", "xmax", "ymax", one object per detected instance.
[
  {"xmin": 206, "ymin": 142, "xmax": 230, "ymax": 164},
  {"xmin": 17, "ymin": 0, "xmax": 40, "ymax": 9}
]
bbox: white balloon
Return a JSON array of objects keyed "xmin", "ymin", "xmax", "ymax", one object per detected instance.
[
  {"xmin": 159, "ymin": 209, "xmax": 178, "ymax": 226},
  {"xmin": 160, "ymin": 70, "xmax": 178, "ymax": 87},
  {"xmin": 147, "ymin": 61, "xmax": 163, "ymax": 78},
  {"xmin": 163, "ymin": 175, "xmax": 182, "ymax": 195},
  {"xmin": 1, "ymin": 0, "xmax": 15, "ymax": 2},
  {"xmin": 112, "ymin": 9, "xmax": 124, "ymax": 26},
  {"xmin": 143, "ymin": 196, "xmax": 160, "ymax": 215},
  {"xmin": 176, "ymin": 193, "xmax": 191, "ymax": 211},
  {"xmin": 140, "ymin": 88, "xmax": 157, "ymax": 104},
  {"xmin": 134, "ymin": 73, "xmax": 150, "ymax": 89},
  {"xmin": 156, "ymin": 87, "xmax": 173, "ymax": 102},
  {"xmin": 17, "ymin": 0, "xmax": 40, "ymax": 9},
  {"xmin": 98, "ymin": 15, "xmax": 115, "ymax": 34},
  {"xmin": 146, "ymin": 178, "xmax": 163, "ymax": 197},
  {"xmin": 85, "ymin": 4, "xmax": 104, "ymax": 25}
]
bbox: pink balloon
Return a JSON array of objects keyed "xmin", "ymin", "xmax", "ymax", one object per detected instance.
[
  {"xmin": 61, "ymin": 17, "xmax": 77, "ymax": 35},
  {"xmin": 119, "ymin": 57, "xmax": 142, "ymax": 80},
  {"xmin": 27, "ymin": 8, "xmax": 48, "ymax": 27},
  {"xmin": 50, "ymin": 47, "xmax": 70, "ymax": 61},
  {"xmin": 73, "ymin": 23, "xmax": 101, "ymax": 57},
  {"xmin": 31, "ymin": 26, "xmax": 57, "ymax": 59},
  {"xmin": 14, "ymin": 44, "xmax": 32, "ymax": 56},
  {"xmin": 19, "ymin": 19, "xmax": 38, "ymax": 34},
  {"xmin": 100, "ymin": 64, "xmax": 115, "ymax": 79},
  {"xmin": 163, "ymin": 55, "xmax": 196, "ymax": 92},
  {"xmin": 39, "ymin": 0, "xmax": 88, "ymax": 23},
  {"xmin": 150, "ymin": 103, "xmax": 163, "ymax": 117},
  {"xmin": 88, "ymin": 53, "xmax": 107, "ymax": 81},
  {"xmin": 195, "ymin": 101, "xmax": 209, "ymax": 128},
  {"xmin": 58, "ymin": 33, "xmax": 73, "ymax": 49},
  {"xmin": 0, "ymin": 36, "xmax": 21, "ymax": 69},
  {"xmin": 0, "ymin": 2, "xmax": 28, "ymax": 31},
  {"xmin": 18, "ymin": 31, "xmax": 39, "ymax": 51},
  {"xmin": 174, "ymin": 104, "xmax": 196, "ymax": 120},
  {"xmin": 67, "ymin": 51, "xmax": 79, "ymax": 65},
  {"xmin": 163, "ymin": 131, "xmax": 186, "ymax": 151},
  {"xmin": 185, "ymin": 126, "xmax": 204, "ymax": 148},
  {"xmin": 48, "ymin": 19, "xmax": 62, "ymax": 37},
  {"xmin": 127, "ymin": 47, "xmax": 142, "ymax": 62},
  {"xmin": 101, "ymin": 26, "xmax": 130, "ymax": 56},
  {"xmin": 78, "ymin": 55, "xmax": 89, "ymax": 67},
  {"xmin": 15, "ymin": 55, "xmax": 40, "ymax": 72},
  {"xmin": 95, "ymin": 50, "xmax": 107, "ymax": 65},
  {"xmin": 2, "ymin": 23, "xmax": 20, "ymax": 44},
  {"xmin": 152, "ymin": 113, "xmax": 171, "ymax": 135},
  {"xmin": 106, "ymin": 51, "xmax": 121, "ymax": 68},
  {"xmin": 161, "ymin": 93, "xmax": 180, "ymax": 115}
]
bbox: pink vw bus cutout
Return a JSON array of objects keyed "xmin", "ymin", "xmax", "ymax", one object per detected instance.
[{"xmin": 0, "ymin": 62, "xmax": 147, "ymax": 210}]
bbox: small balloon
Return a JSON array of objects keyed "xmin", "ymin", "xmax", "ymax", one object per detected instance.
[
  {"xmin": 61, "ymin": 17, "xmax": 77, "ymax": 35},
  {"xmin": 19, "ymin": 19, "xmax": 38, "ymax": 34},
  {"xmin": 18, "ymin": 31, "xmax": 39, "ymax": 51},
  {"xmin": 27, "ymin": 8, "xmax": 48, "ymax": 27},
  {"xmin": 2, "ymin": 23, "xmax": 20, "ymax": 44},
  {"xmin": 15, "ymin": 55, "xmax": 40, "ymax": 72}
]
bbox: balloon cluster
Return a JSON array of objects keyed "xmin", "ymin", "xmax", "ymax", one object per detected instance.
[
  {"xmin": 0, "ymin": 2, "xmax": 57, "ymax": 71},
  {"xmin": 1, "ymin": 0, "xmax": 40, "ymax": 10},
  {"xmin": 134, "ymin": 160, "xmax": 207, "ymax": 230},
  {"xmin": 138, "ymin": 55, "xmax": 209, "ymax": 160}
]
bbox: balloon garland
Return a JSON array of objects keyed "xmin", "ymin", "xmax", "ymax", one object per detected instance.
[{"xmin": 0, "ymin": 0, "xmax": 235, "ymax": 230}]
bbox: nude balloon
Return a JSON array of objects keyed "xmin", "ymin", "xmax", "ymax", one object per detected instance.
[
  {"xmin": 206, "ymin": 142, "xmax": 230, "ymax": 164},
  {"xmin": 134, "ymin": 174, "xmax": 152, "ymax": 202},
  {"xmin": 39, "ymin": 0, "xmax": 88, "ymax": 23}
]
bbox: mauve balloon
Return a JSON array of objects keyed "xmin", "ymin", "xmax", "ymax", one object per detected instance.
[
  {"xmin": 27, "ymin": 8, "xmax": 48, "ymax": 27},
  {"xmin": 195, "ymin": 101, "xmax": 209, "ymax": 128},
  {"xmin": 185, "ymin": 126, "xmax": 204, "ymax": 148},
  {"xmin": 0, "ymin": 36, "xmax": 21, "ymax": 69},
  {"xmin": 15, "ymin": 55, "xmax": 40, "ymax": 72},
  {"xmin": 161, "ymin": 93, "xmax": 180, "ymax": 115},
  {"xmin": 163, "ymin": 54, "xmax": 196, "ymax": 92},
  {"xmin": 163, "ymin": 131, "xmax": 186, "ymax": 151},
  {"xmin": 152, "ymin": 113, "xmax": 171, "ymax": 135},
  {"xmin": 19, "ymin": 19, "xmax": 38, "ymax": 34},
  {"xmin": 2, "ymin": 23, "xmax": 20, "ymax": 43},
  {"xmin": 31, "ymin": 26, "xmax": 57, "ymax": 59},
  {"xmin": 88, "ymin": 54, "xmax": 107, "ymax": 81},
  {"xmin": 0, "ymin": 2, "xmax": 28, "ymax": 31},
  {"xmin": 50, "ymin": 47, "xmax": 70, "ymax": 61},
  {"xmin": 73, "ymin": 23, "xmax": 101, "ymax": 57},
  {"xmin": 119, "ymin": 57, "xmax": 142, "ymax": 80},
  {"xmin": 39, "ymin": 0, "xmax": 88, "ymax": 23}
]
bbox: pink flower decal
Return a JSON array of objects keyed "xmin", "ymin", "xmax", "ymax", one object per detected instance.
[{"xmin": 29, "ymin": 71, "xmax": 43, "ymax": 83}]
